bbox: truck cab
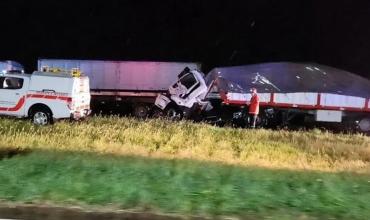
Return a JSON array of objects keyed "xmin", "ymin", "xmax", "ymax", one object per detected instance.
[
  {"xmin": 155, "ymin": 67, "xmax": 211, "ymax": 119},
  {"xmin": 0, "ymin": 67, "xmax": 91, "ymax": 125}
]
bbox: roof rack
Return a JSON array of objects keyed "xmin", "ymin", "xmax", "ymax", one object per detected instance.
[{"xmin": 40, "ymin": 66, "xmax": 82, "ymax": 77}]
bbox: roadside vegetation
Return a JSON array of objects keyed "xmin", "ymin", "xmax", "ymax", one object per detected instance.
[
  {"xmin": 0, "ymin": 116, "xmax": 369, "ymax": 173},
  {"xmin": 0, "ymin": 116, "xmax": 370, "ymax": 219}
]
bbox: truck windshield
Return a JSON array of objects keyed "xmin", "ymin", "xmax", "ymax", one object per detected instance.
[{"xmin": 179, "ymin": 73, "xmax": 197, "ymax": 89}]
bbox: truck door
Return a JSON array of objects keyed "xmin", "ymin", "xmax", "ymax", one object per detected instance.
[{"xmin": 0, "ymin": 76, "xmax": 27, "ymax": 116}]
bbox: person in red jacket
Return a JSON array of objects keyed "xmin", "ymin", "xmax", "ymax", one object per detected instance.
[{"xmin": 249, "ymin": 87, "xmax": 259, "ymax": 128}]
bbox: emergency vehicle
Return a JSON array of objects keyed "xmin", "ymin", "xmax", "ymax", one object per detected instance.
[{"xmin": 0, "ymin": 66, "xmax": 91, "ymax": 125}]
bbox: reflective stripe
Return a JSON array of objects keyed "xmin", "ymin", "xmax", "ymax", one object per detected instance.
[
  {"xmin": 0, "ymin": 94, "xmax": 72, "ymax": 112},
  {"xmin": 0, "ymin": 96, "xmax": 25, "ymax": 111},
  {"xmin": 26, "ymin": 94, "xmax": 72, "ymax": 102}
]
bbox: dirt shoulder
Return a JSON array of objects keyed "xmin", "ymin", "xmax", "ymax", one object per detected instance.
[{"xmin": 0, "ymin": 203, "xmax": 211, "ymax": 220}]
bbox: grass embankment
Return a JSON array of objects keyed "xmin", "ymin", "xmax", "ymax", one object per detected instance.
[
  {"xmin": 1, "ymin": 151, "xmax": 370, "ymax": 219},
  {"xmin": 0, "ymin": 117, "xmax": 369, "ymax": 172},
  {"xmin": 0, "ymin": 117, "xmax": 370, "ymax": 219}
]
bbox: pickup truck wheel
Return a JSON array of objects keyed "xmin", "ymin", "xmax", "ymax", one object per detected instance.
[{"xmin": 32, "ymin": 110, "xmax": 51, "ymax": 126}]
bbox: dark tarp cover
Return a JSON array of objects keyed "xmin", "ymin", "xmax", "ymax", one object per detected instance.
[{"xmin": 206, "ymin": 62, "xmax": 370, "ymax": 97}]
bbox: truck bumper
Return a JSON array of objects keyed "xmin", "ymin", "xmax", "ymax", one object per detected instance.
[
  {"xmin": 155, "ymin": 94, "xmax": 171, "ymax": 110},
  {"xmin": 71, "ymin": 109, "xmax": 91, "ymax": 120}
]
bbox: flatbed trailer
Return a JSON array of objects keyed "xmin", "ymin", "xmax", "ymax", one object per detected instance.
[
  {"xmin": 219, "ymin": 91, "xmax": 370, "ymax": 131},
  {"xmin": 206, "ymin": 63, "xmax": 370, "ymax": 132}
]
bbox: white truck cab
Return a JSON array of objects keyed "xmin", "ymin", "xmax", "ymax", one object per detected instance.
[
  {"xmin": 155, "ymin": 67, "xmax": 211, "ymax": 118},
  {"xmin": 0, "ymin": 67, "xmax": 91, "ymax": 125}
]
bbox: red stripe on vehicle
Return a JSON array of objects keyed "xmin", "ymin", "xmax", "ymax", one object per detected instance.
[
  {"xmin": 58, "ymin": 96, "xmax": 72, "ymax": 102},
  {"xmin": 0, "ymin": 94, "xmax": 72, "ymax": 112},
  {"xmin": 0, "ymin": 96, "xmax": 26, "ymax": 111},
  {"xmin": 27, "ymin": 94, "xmax": 44, "ymax": 99},
  {"xmin": 222, "ymin": 93, "xmax": 370, "ymax": 113},
  {"xmin": 27, "ymin": 94, "xmax": 72, "ymax": 102},
  {"xmin": 225, "ymin": 100, "xmax": 370, "ymax": 112}
]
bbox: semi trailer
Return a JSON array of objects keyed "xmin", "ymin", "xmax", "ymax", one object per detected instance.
[
  {"xmin": 38, "ymin": 59, "xmax": 200, "ymax": 117},
  {"xmin": 155, "ymin": 62, "xmax": 370, "ymax": 133}
]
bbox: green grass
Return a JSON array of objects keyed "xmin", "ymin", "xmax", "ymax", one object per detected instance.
[
  {"xmin": 0, "ymin": 150, "xmax": 370, "ymax": 219},
  {"xmin": 1, "ymin": 116, "xmax": 370, "ymax": 219},
  {"xmin": 0, "ymin": 116, "xmax": 369, "ymax": 172}
]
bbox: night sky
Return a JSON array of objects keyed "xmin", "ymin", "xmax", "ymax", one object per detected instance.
[{"xmin": 1, "ymin": 0, "xmax": 370, "ymax": 79}]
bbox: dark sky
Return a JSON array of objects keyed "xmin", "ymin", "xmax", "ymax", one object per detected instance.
[{"xmin": 1, "ymin": 0, "xmax": 370, "ymax": 79}]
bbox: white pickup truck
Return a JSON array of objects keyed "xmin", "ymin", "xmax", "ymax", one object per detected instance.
[{"xmin": 0, "ymin": 67, "xmax": 91, "ymax": 125}]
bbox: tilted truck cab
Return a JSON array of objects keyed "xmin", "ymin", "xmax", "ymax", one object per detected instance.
[
  {"xmin": 0, "ymin": 68, "xmax": 91, "ymax": 125},
  {"xmin": 155, "ymin": 67, "xmax": 212, "ymax": 119}
]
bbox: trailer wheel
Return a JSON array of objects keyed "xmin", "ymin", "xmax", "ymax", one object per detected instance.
[
  {"xmin": 151, "ymin": 108, "xmax": 165, "ymax": 118},
  {"xmin": 245, "ymin": 115, "xmax": 265, "ymax": 128},
  {"xmin": 133, "ymin": 104, "xmax": 149, "ymax": 118},
  {"xmin": 358, "ymin": 117, "xmax": 370, "ymax": 132}
]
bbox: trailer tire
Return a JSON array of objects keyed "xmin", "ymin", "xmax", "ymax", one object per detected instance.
[
  {"xmin": 151, "ymin": 108, "xmax": 165, "ymax": 118},
  {"xmin": 358, "ymin": 117, "xmax": 370, "ymax": 132},
  {"xmin": 165, "ymin": 106, "xmax": 183, "ymax": 121},
  {"xmin": 133, "ymin": 104, "xmax": 149, "ymax": 118},
  {"xmin": 29, "ymin": 106, "xmax": 53, "ymax": 126}
]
